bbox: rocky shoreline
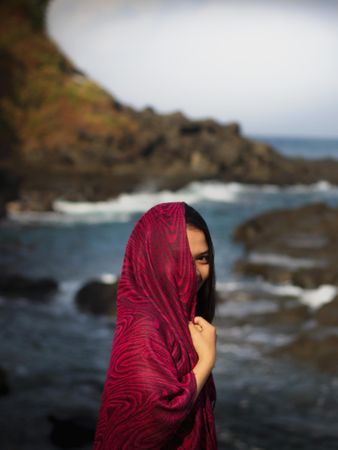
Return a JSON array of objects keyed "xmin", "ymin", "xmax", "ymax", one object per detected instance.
[
  {"xmin": 232, "ymin": 202, "xmax": 338, "ymax": 374},
  {"xmin": 2, "ymin": 197, "xmax": 338, "ymax": 449},
  {"xmin": 233, "ymin": 202, "xmax": 338, "ymax": 289},
  {"xmin": 2, "ymin": 1, "xmax": 338, "ymax": 217}
]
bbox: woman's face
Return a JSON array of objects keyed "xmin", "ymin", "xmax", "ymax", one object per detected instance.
[{"xmin": 186, "ymin": 225, "xmax": 210, "ymax": 290}]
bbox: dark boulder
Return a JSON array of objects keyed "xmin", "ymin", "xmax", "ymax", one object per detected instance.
[
  {"xmin": 315, "ymin": 296, "xmax": 338, "ymax": 326},
  {"xmin": 234, "ymin": 260, "xmax": 294, "ymax": 285},
  {"xmin": 0, "ymin": 274, "xmax": 58, "ymax": 300},
  {"xmin": 0, "ymin": 169, "xmax": 20, "ymax": 219},
  {"xmin": 233, "ymin": 203, "xmax": 338, "ymax": 289},
  {"xmin": 75, "ymin": 279, "xmax": 118, "ymax": 316},
  {"xmin": 0, "ymin": 366, "xmax": 10, "ymax": 395},
  {"xmin": 48, "ymin": 410, "xmax": 96, "ymax": 448},
  {"xmin": 259, "ymin": 304, "xmax": 310, "ymax": 327},
  {"xmin": 272, "ymin": 334, "xmax": 338, "ymax": 374}
]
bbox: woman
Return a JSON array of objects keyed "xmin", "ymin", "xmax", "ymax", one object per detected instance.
[{"xmin": 93, "ymin": 202, "xmax": 217, "ymax": 449}]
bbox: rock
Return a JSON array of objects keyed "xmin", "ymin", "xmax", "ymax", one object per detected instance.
[
  {"xmin": 0, "ymin": 274, "xmax": 58, "ymax": 300},
  {"xmin": 75, "ymin": 279, "xmax": 118, "ymax": 316},
  {"xmin": 272, "ymin": 334, "xmax": 338, "ymax": 374},
  {"xmin": 291, "ymin": 268, "xmax": 338, "ymax": 289},
  {"xmin": 0, "ymin": 169, "xmax": 20, "ymax": 219},
  {"xmin": 233, "ymin": 203, "xmax": 338, "ymax": 289},
  {"xmin": 234, "ymin": 260, "xmax": 294, "ymax": 284},
  {"xmin": 259, "ymin": 304, "xmax": 310, "ymax": 327},
  {"xmin": 315, "ymin": 295, "xmax": 338, "ymax": 326},
  {"xmin": 47, "ymin": 410, "xmax": 95, "ymax": 448},
  {"xmin": 0, "ymin": 366, "xmax": 10, "ymax": 395},
  {"xmin": 234, "ymin": 203, "xmax": 331, "ymax": 251}
]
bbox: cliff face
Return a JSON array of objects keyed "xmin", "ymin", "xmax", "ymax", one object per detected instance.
[
  {"xmin": 0, "ymin": 0, "xmax": 139, "ymax": 167},
  {"xmin": 1, "ymin": 0, "xmax": 338, "ymax": 214},
  {"xmin": 0, "ymin": 0, "xmax": 145, "ymax": 211}
]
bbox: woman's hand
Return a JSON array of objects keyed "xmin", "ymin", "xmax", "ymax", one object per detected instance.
[
  {"xmin": 188, "ymin": 316, "xmax": 217, "ymax": 369},
  {"xmin": 188, "ymin": 316, "xmax": 217, "ymax": 402}
]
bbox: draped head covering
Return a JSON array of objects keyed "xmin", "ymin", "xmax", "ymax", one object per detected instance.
[{"xmin": 93, "ymin": 202, "xmax": 217, "ymax": 449}]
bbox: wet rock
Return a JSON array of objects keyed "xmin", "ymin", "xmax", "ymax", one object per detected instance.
[
  {"xmin": 234, "ymin": 260, "xmax": 294, "ymax": 284},
  {"xmin": 75, "ymin": 279, "xmax": 118, "ymax": 316},
  {"xmin": 272, "ymin": 333, "xmax": 338, "ymax": 374},
  {"xmin": 315, "ymin": 295, "xmax": 338, "ymax": 326},
  {"xmin": 0, "ymin": 366, "xmax": 10, "ymax": 395},
  {"xmin": 0, "ymin": 169, "xmax": 20, "ymax": 219},
  {"xmin": 48, "ymin": 410, "xmax": 95, "ymax": 448},
  {"xmin": 0, "ymin": 274, "xmax": 58, "ymax": 300},
  {"xmin": 257, "ymin": 303, "xmax": 310, "ymax": 327},
  {"xmin": 225, "ymin": 297, "xmax": 310, "ymax": 329},
  {"xmin": 233, "ymin": 203, "xmax": 338, "ymax": 289}
]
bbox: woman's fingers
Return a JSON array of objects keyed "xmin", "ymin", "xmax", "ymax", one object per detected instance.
[
  {"xmin": 193, "ymin": 316, "xmax": 208, "ymax": 325},
  {"xmin": 188, "ymin": 318, "xmax": 217, "ymax": 369},
  {"xmin": 193, "ymin": 316, "xmax": 213, "ymax": 330},
  {"xmin": 188, "ymin": 322, "xmax": 200, "ymax": 337},
  {"xmin": 189, "ymin": 321, "xmax": 203, "ymax": 331}
]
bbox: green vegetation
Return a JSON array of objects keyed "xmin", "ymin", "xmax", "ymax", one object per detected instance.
[{"xmin": 0, "ymin": 0, "xmax": 138, "ymax": 167}]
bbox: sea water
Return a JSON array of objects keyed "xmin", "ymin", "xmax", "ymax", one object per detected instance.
[{"xmin": 1, "ymin": 137, "xmax": 338, "ymax": 449}]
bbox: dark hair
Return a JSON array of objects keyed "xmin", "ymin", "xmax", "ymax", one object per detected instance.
[{"xmin": 184, "ymin": 203, "xmax": 216, "ymax": 323}]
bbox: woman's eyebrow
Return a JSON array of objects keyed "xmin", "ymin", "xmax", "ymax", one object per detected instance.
[{"xmin": 197, "ymin": 250, "xmax": 209, "ymax": 256}]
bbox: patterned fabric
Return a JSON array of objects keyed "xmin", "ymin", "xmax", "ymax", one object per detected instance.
[{"xmin": 93, "ymin": 202, "xmax": 217, "ymax": 449}]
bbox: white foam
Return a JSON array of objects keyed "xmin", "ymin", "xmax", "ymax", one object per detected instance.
[
  {"xmin": 217, "ymin": 343, "xmax": 261, "ymax": 358},
  {"xmin": 53, "ymin": 280, "xmax": 83, "ymax": 313},
  {"xmin": 299, "ymin": 284, "xmax": 337, "ymax": 310},
  {"xmin": 6, "ymin": 179, "xmax": 338, "ymax": 225},
  {"xmin": 266, "ymin": 283, "xmax": 337, "ymax": 310},
  {"xmin": 248, "ymin": 252, "xmax": 326, "ymax": 269},
  {"xmin": 284, "ymin": 180, "xmax": 333, "ymax": 193},
  {"xmin": 99, "ymin": 273, "xmax": 118, "ymax": 284},
  {"xmin": 53, "ymin": 181, "xmax": 245, "ymax": 215},
  {"xmin": 6, "ymin": 210, "xmax": 79, "ymax": 225},
  {"xmin": 264, "ymin": 283, "xmax": 303, "ymax": 297},
  {"xmin": 218, "ymin": 325, "xmax": 293, "ymax": 347},
  {"xmin": 217, "ymin": 299, "xmax": 279, "ymax": 317},
  {"xmin": 42, "ymin": 275, "xmax": 118, "ymax": 317},
  {"xmin": 217, "ymin": 279, "xmax": 337, "ymax": 310},
  {"xmin": 6, "ymin": 181, "xmax": 242, "ymax": 224},
  {"xmin": 216, "ymin": 279, "xmax": 302, "ymax": 296}
]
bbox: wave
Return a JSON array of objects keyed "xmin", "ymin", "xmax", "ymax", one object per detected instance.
[
  {"xmin": 217, "ymin": 279, "xmax": 337, "ymax": 310},
  {"xmin": 299, "ymin": 285, "xmax": 337, "ymax": 310},
  {"xmin": 217, "ymin": 298, "xmax": 279, "ymax": 318},
  {"xmin": 247, "ymin": 252, "xmax": 326, "ymax": 269},
  {"xmin": 6, "ymin": 273, "xmax": 120, "ymax": 318},
  {"xmin": 6, "ymin": 179, "xmax": 338, "ymax": 225},
  {"xmin": 52, "ymin": 180, "xmax": 261, "ymax": 216}
]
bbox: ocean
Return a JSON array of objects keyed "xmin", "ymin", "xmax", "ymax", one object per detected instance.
[{"xmin": 1, "ymin": 136, "xmax": 338, "ymax": 449}]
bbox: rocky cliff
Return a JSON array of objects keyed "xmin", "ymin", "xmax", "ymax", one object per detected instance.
[
  {"xmin": 233, "ymin": 202, "xmax": 338, "ymax": 289},
  {"xmin": 232, "ymin": 202, "xmax": 338, "ymax": 374},
  {"xmin": 1, "ymin": 0, "xmax": 338, "ymax": 215}
]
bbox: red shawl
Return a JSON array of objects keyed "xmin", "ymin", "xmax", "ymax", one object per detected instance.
[{"xmin": 93, "ymin": 202, "xmax": 217, "ymax": 449}]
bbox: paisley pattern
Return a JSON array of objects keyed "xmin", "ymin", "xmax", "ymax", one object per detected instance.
[{"xmin": 93, "ymin": 202, "xmax": 217, "ymax": 449}]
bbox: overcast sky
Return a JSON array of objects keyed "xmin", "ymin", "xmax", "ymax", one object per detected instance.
[{"xmin": 47, "ymin": 0, "xmax": 338, "ymax": 138}]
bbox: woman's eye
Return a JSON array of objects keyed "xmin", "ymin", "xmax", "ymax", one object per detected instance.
[{"xmin": 198, "ymin": 255, "xmax": 209, "ymax": 263}]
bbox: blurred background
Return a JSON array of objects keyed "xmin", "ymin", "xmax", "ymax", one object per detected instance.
[{"xmin": 1, "ymin": 0, "xmax": 338, "ymax": 449}]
